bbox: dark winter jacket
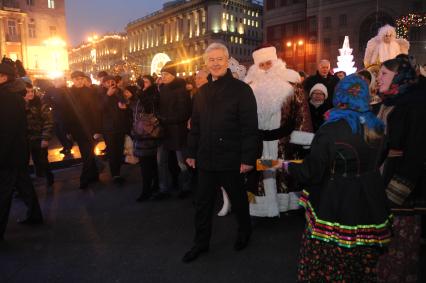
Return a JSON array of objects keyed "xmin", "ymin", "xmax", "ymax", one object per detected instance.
[
  {"xmin": 303, "ymin": 71, "xmax": 339, "ymax": 108},
  {"xmin": 99, "ymin": 88, "xmax": 128, "ymax": 134},
  {"xmin": 0, "ymin": 79, "xmax": 28, "ymax": 170},
  {"xmin": 380, "ymin": 83, "xmax": 426, "ymax": 213},
  {"xmin": 43, "ymin": 86, "xmax": 68, "ymax": 122},
  {"xmin": 63, "ymin": 86, "xmax": 100, "ymax": 138},
  {"xmin": 131, "ymin": 85, "xmax": 161, "ymax": 157},
  {"xmin": 188, "ymin": 69, "xmax": 259, "ymax": 171},
  {"xmin": 25, "ymin": 95, "xmax": 54, "ymax": 141},
  {"xmin": 309, "ymin": 102, "xmax": 329, "ymax": 133},
  {"xmin": 289, "ymin": 120, "xmax": 392, "ymax": 248},
  {"xmin": 158, "ymin": 78, "xmax": 192, "ymax": 150}
]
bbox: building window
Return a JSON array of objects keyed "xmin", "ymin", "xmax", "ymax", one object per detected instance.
[
  {"xmin": 308, "ymin": 17, "xmax": 317, "ymax": 33},
  {"xmin": 7, "ymin": 20, "xmax": 17, "ymax": 36},
  {"xmin": 27, "ymin": 0, "xmax": 35, "ymax": 5},
  {"xmin": 323, "ymin": 17, "xmax": 331, "ymax": 29},
  {"xmin": 339, "ymin": 14, "xmax": 347, "ymax": 27},
  {"xmin": 48, "ymin": 0, "xmax": 55, "ymax": 9},
  {"xmin": 273, "ymin": 25, "xmax": 282, "ymax": 40},
  {"xmin": 28, "ymin": 23, "xmax": 36, "ymax": 38},
  {"xmin": 49, "ymin": 26, "xmax": 57, "ymax": 36},
  {"xmin": 266, "ymin": 0, "xmax": 276, "ymax": 10}
]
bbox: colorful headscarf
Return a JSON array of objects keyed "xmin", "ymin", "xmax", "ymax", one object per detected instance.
[
  {"xmin": 324, "ymin": 74, "xmax": 384, "ymax": 134},
  {"xmin": 380, "ymin": 55, "xmax": 418, "ymax": 106}
]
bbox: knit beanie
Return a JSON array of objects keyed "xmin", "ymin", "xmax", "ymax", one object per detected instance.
[
  {"xmin": 309, "ymin": 83, "xmax": 328, "ymax": 99},
  {"xmin": 161, "ymin": 61, "xmax": 177, "ymax": 77}
]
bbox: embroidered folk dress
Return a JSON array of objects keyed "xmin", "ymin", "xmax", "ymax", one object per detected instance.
[{"xmin": 289, "ymin": 120, "xmax": 392, "ymax": 282}]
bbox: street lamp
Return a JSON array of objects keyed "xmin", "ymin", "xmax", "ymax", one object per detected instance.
[{"xmin": 286, "ymin": 39, "xmax": 304, "ymax": 70}]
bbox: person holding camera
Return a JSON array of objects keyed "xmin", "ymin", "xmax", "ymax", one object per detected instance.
[{"xmin": 95, "ymin": 75, "xmax": 128, "ymax": 185}]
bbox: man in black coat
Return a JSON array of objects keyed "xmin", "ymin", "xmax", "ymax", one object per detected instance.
[
  {"xmin": 182, "ymin": 43, "xmax": 259, "ymax": 262},
  {"xmin": 95, "ymin": 75, "xmax": 128, "ymax": 185},
  {"xmin": 303, "ymin": 59, "xmax": 339, "ymax": 108},
  {"xmin": 0, "ymin": 63, "xmax": 43, "ymax": 240},
  {"xmin": 156, "ymin": 62, "xmax": 192, "ymax": 199},
  {"xmin": 64, "ymin": 71, "xmax": 100, "ymax": 189}
]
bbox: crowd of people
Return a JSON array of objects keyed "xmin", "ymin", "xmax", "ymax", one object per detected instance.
[{"xmin": 0, "ymin": 23, "xmax": 425, "ymax": 282}]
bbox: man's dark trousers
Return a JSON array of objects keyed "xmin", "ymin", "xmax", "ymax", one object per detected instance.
[{"xmin": 194, "ymin": 169, "xmax": 251, "ymax": 248}]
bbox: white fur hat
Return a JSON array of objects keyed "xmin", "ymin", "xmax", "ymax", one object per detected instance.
[
  {"xmin": 283, "ymin": 69, "xmax": 301, "ymax": 84},
  {"xmin": 252, "ymin": 46, "xmax": 278, "ymax": 66},
  {"xmin": 309, "ymin": 83, "xmax": 328, "ymax": 99}
]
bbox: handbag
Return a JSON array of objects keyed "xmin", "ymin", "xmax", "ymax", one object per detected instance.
[{"xmin": 133, "ymin": 100, "xmax": 163, "ymax": 139}]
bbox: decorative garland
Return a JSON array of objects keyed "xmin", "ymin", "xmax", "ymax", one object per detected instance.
[{"xmin": 396, "ymin": 13, "xmax": 426, "ymax": 39}]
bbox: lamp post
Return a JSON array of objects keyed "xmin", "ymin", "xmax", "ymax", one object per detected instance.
[{"xmin": 286, "ymin": 39, "xmax": 304, "ymax": 70}]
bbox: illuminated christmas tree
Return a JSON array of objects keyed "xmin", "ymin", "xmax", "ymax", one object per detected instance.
[{"xmin": 333, "ymin": 36, "xmax": 357, "ymax": 75}]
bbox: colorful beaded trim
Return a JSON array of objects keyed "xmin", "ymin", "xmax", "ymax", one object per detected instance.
[{"xmin": 299, "ymin": 190, "xmax": 393, "ymax": 248}]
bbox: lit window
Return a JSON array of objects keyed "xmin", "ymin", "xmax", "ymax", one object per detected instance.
[
  {"xmin": 49, "ymin": 26, "xmax": 57, "ymax": 36},
  {"xmin": 239, "ymin": 38, "xmax": 243, "ymax": 44},
  {"xmin": 243, "ymin": 18, "xmax": 246, "ymax": 25},
  {"xmin": 28, "ymin": 23, "xmax": 36, "ymax": 38},
  {"xmin": 48, "ymin": 0, "xmax": 55, "ymax": 9}
]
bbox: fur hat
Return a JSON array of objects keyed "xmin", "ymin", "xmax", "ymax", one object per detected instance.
[
  {"xmin": 161, "ymin": 61, "xmax": 177, "ymax": 77},
  {"xmin": 283, "ymin": 69, "xmax": 301, "ymax": 84},
  {"xmin": 0, "ymin": 62, "xmax": 16, "ymax": 77},
  {"xmin": 252, "ymin": 46, "xmax": 278, "ymax": 66},
  {"xmin": 309, "ymin": 83, "xmax": 328, "ymax": 99}
]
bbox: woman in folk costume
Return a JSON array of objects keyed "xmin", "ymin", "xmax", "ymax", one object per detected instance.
[
  {"xmin": 277, "ymin": 74, "xmax": 392, "ymax": 282},
  {"xmin": 364, "ymin": 24, "xmax": 409, "ymax": 68},
  {"xmin": 375, "ymin": 55, "xmax": 426, "ymax": 283},
  {"xmin": 244, "ymin": 45, "xmax": 311, "ymax": 217}
]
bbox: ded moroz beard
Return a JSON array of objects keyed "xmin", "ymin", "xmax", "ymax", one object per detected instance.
[{"xmin": 244, "ymin": 59, "xmax": 294, "ymax": 130}]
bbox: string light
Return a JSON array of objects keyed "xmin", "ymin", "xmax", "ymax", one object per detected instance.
[{"xmin": 396, "ymin": 13, "xmax": 426, "ymax": 39}]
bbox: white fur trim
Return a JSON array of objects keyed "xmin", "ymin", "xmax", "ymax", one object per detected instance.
[
  {"xmin": 283, "ymin": 69, "xmax": 301, "ymax": 84},
  {"xmin": 252, "ymin": 46, "xmax": 278, "ymax": 66}
]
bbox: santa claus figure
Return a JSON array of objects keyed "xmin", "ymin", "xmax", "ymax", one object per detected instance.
[
  {"xmin": 245, "ymin": 45, "xmax": 312, "ymax": 217},
  {"xmin": 364, "ymin": 24, "xmax": 410, "ymax": 68}
]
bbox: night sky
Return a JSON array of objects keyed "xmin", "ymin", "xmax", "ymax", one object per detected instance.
[{"xmin": 65, "ymin": 0, "xmax": 169, "ymax": 46}]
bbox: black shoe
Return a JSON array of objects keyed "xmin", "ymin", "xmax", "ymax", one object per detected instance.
[
  {"xmin": 234, "ymin": 235, "xmax": 250, "ymax": 251},
  {"xmin": 177, "ymin": 190, "xmax": 191, "ymax": 199},
  {"xmin": 150, "ymin": 192, "xmax": 170, "ymax": 201},
  {"xmin": 17, "ymin": 217, "xmax": 43, "ymax": 225},
  {"xmin": 113, "ymin": 176, "xmax": 125, "ymax": 186},
  {"xmin": 182, "ymin": 246, "xmax": 209, "ymax": 263},
  {"xmin": 136, "ymin": 193, "xmax": 151, "ymax": 202}
]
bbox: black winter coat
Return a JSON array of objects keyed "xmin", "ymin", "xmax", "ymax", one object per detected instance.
[
  {"xmin": 309, "ymin": 102, "xmax": 329, "ymax": 133},
  {"xmin": 158, "ymin": 78, "xmax": 192, "ymax": 150},
  {"xmin": 99, "ymin": 88, "xmax": 128, "ymax": 134},
  {"xmin": 63, "ymin": 86, "xmax": 100, "ymax": 138},
  {"xmin": 381, "ymin": 84, "xmax": 426, "ymax": 212},
  {"xmin": 289, "ymin": 120, "xmax": 391, "ymax": 247},
  {"xmin": 131, "ymin": 85, "xmax": 161, "ymax": 157},
  {"xmin": 188, "ymin": 69, "xmax": 259, "ymax": 171},
  {"xmin": 0, "ymin": 79, "xmax": 28, "ymax": 170},
  {"xmin": 303, "ymin": 72, "xmax": 339, "ymax": 108}
]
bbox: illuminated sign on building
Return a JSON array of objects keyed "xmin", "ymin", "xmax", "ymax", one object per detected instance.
[{"xmin": 151, "ymin": 53, "xmax": 171, "ymax": 75}]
